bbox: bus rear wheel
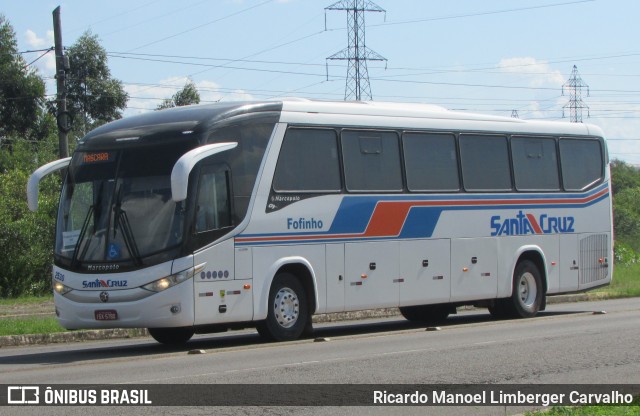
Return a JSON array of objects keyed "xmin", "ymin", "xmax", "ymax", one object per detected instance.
[
  {"xmin": 503, "ymin": 260, "xmax": 545, "ymax": 318},
  {"xmin": 148, "ymin": 326, "xmax": 194, "ymax": 345},
  {"xmin": 257, "ymin": 272, "xmax": 309, "ymax": 341}
]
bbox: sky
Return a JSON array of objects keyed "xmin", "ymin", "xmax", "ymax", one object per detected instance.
[{"xmin": 4, "ymin": 0, "xmax": 640, "ymax": 164}]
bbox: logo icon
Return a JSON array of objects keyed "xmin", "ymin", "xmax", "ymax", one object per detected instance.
[
  {"xmin": 107, "ymin": 243, "xmax": 121, "ymax": 260},
  {"xmin": 99, "ymin": 291, "xmax": 109, "ymax": 303},
  {"xmin": 7, "ymin": 386, "xmax": 40, "ymax": 404}
]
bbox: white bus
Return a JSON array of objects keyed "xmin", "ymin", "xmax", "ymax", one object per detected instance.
[{"xmin": 28, "ymin": 100, "xmax": 613, "ymax": 344}]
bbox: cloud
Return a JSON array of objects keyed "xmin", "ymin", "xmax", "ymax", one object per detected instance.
[
  {"xmin": 23, "ymin": 30, "xmax": 56, "ymax": 73},
  {"xmin": 123, "ymin": 76, "xmax": 255, "ymax": 116},
  {"xmin": 498, "ymin": 57, "xmax": 565, "ymax": 88},
  {"xmin": 25, "ymin": 29, "xmax": 48, "ymax": 48}
]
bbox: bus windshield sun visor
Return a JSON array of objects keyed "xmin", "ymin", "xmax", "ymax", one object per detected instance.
[
  {"xmin": 170, "ymin": 142, "xmax": 238, "ymax": 202},
  {"xmin": 27, "ymin": 157, "xmax": 72, "ymax": 211}
]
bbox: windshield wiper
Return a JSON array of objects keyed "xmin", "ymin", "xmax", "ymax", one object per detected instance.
[
  {"xmin": 113, "ymin": 186, "xmax": 142, "ymax": 266},
  {"xmin": 70, "ymin": 205, "xmax": 94, "ymax": 269},
  {"xmin": 70, "ymin": 181, "xmax": 105, "ymax": 268}
]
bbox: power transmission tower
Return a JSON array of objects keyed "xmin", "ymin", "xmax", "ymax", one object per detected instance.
[
  {"xmin": 562, "ymin": 65, "xmax": 590, "ymax": 123},
  {"xmin": 325, "ymin": 0, "xmax": 387, "ymax": 101},
  {"xmin": 511, "ymin": 110, "xmax": 519, "ymax": 119}
]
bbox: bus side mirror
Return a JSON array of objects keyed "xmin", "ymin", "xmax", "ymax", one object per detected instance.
[
  {"xmin": 171, "ymin": 142, "xmax": 238, "ymax": 202},
  {"xmin": 27, "ymin": 157, "xmax": 72, "ymax": 211}
]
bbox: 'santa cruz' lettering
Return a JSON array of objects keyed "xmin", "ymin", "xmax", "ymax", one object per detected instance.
[
  {"xmin": 287, "ymin": 217, "xmax": 324, "ymax": 230},
  {"xmin": 491, "ymin": 211, "xmax": 575, "ymax": 236},
  {"xmin": 82, "ymin": 279, "xmax": 128, "ymax": 289}
]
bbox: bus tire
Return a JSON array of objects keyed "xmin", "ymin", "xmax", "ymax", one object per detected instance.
[
  {"xmin": 399, "ymin": 305, "xmax": 450, "ymax": 323},
  {"xmin": 257, "ymin": 272, "xmax": 308, "ymax": 341},
  {"xmin": 148, "ymin": 326, "xmax": 194, "ymax": 345},
  {"xmin": 506, "ymin": 259, "xmax": 544, "ymax": 318}
]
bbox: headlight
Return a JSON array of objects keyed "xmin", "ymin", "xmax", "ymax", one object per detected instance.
[
  {"xmin": 53, "ymin": 280, "xmax": 72, "ymax": 295},
  {"xmin": 142, "ymin": 264, "xmax": 205, "ymax": 293}
]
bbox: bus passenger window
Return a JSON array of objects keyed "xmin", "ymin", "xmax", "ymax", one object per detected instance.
[
  {"xmin": 511, "ymin": 136, "xmax": 560, "ymax": 191},
  {"xmin": 559, "ymin": 138, "xmax": 603, "ymax": 191},
  {"xmin": 342, "ymin": 130, "xmax": 402, "ymax": 192},
  {"xmin": 459, "ymin": 134, "xmax": 512, "ymax": 191},
  {"xmin": 273, "ymin": 128, "xmax": 341, "ymax": 192},
  {"xmin": 403, "ymin": 133, "xmax": 459, "ymax": 191}
]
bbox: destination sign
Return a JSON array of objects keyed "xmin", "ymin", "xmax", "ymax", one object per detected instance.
[{"xmin": 82, "ymin": 152, "xmax": 112, "ymax": 164}]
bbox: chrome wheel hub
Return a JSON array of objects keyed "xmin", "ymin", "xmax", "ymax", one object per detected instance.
[
  {"xmin": 273, "ymin": 287, "xmax": 299, "ymax": 328},
  {"xmin": 518, "ymin": 271, "xmax": 537, "ymax": 311}
]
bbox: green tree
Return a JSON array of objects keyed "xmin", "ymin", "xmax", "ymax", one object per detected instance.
[
  {"xmin": 610, "ymin": 159, "xmax": 640, "ymax": 253},
  {"xmin": 0, "ymin": 134, "xmax": 60, "ymax": 298},
  {"xmin": 156, "ymin": 80, "xmax": 200, "ymax": 110},
  {"xmin": 65, "ymin": 31, "xmax": 128, "ymax": 136},
  {"xmin": 0, "ymin": 15, "xmax": 48, "ymax": 141},
  {"xmin": 610, "ymin": 159, "xmax": 640, "ymax": 195}
]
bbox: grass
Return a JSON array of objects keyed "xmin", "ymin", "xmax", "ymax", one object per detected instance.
[
  {"xmin": 601, "ymin": 262, "xmax": 640, "ymax": 297},
  {"xmin": 0, "ymin": 294, "xmax": 53, "ymax": 306},
  {"xmin": 0, "ymin": 293, "xmax": 61, "ymax": 336},
  {"xmin": 525, "ymin": 396, "xmax": 640, "ymax": 415},
  {"xmin": 0, "ymin": 316, "xmax": 64, "ymax": 336}
]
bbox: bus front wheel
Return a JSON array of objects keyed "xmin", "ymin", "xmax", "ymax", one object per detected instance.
[
  {"xmin": 148, "ymin": 326, "xmax": 195, "ymax": 345},
  {"xmin": 257, "ymin": 272, "xmax": 309, "ymax": 341}
]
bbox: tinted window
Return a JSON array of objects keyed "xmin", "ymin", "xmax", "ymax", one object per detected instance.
[
  {"xmin": 559, "ymin": 138, "xmax": 603, "ymax": 191},
  {"xmin": 206, "ymin": 120, "xmax": 274, "ymax": 223},
  {"xmin": 342, "ymin": 130, "xmax": 402, "ymax": 192},
  {"xmin": 195, "ymin": 168, "xmax": 232, "ymax": 233},
  {"xmin": 403, "ymin": 133, "xmax": 459, "ymax": 191},
  {"xmin": 273, "ymin": 128, "xmax": 341, "ymax": 192},
  {"xmin": 459, "ymin": 134, "xmax": 512, "ymax": 191},
  {"xmin": 511, "ymin": 136, "xmax": 560, "ymax": 191}
]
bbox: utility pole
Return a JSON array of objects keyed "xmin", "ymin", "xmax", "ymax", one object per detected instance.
[
  {"xmin": 562, "ymin": 65, "xmax": 589, "ymax": 123},
  {"xmin": 53, "ymin": 6, "xmax": 70, "ymax": 158},
  {"xmin": 325, "ymin": 0, "xmax": 386, "ymax": 101}
]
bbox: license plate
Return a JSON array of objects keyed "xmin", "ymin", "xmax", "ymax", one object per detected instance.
[{"xmin": 95, "ymin": 310, "xmax": 118, "ymax": 321}]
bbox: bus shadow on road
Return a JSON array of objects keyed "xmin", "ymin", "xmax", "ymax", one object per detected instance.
[{"xmin": 0, "ymin": 309, "xmax": 589, "ymax": 367}]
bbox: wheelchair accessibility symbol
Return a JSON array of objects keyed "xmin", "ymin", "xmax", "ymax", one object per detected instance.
[{"xmin": 108, "ymin": 243, "xmax": 121, "ymax": 260}]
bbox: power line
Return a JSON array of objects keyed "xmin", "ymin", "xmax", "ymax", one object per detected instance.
[
  {"xmin": 108, "ymin": 51, "xmax": 640, "ymax": 94},
  {"xmin": 127, "ymin": 0, "xmax": 274, "ymax": 52},
  {"xmin": 18, "ymin": 48, "xmax": 55, "ymax": 55},
  {"xmin": 65, "ymin": 0, "xmax": 159, "ymax": 34},
  {"xmin": 107, "ymin": 51, "xmax": 332, "ymax": 68},
  {"xmin": 107, "ymin": 53, "xmax": 334, "ymax": 78},
  {"xmin": 368, "ymin": 0, "xmax": 596, "ymax": 28},
  {"xmin": 104, "ymin": 49, "xmax": 640, "ymax": 78},
  {"xmin": 23, "ymin": 48, "xmax": 53, "ymax": 69}
]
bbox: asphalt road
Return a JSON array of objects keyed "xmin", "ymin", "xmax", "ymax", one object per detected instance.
[{"xmin": 2, "ymin": 297, "xmax": 639, "ymax": 416}]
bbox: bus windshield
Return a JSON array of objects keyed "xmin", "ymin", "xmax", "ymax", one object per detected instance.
[{"xmin": 55, "ymin": 142, "xmax": 197, "ymax": 267}]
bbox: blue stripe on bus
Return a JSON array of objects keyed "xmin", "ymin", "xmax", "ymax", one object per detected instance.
[{"xmin": 235, "ymin": 184, "xmax": 610, "ymax": 246}]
